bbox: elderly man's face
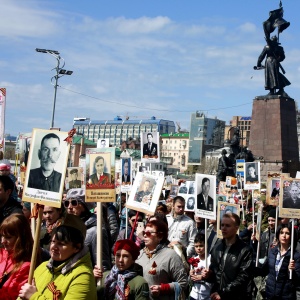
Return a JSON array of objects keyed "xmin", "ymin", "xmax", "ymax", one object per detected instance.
[
  {"xmin": 39, "ymin": 137, "xmax": 61, "ymax": 172},
  {"xmin": 290, "ymin": 185, "xmax": 299, "ymax": 201},
  {"xmin": 95, "ymin": 158, "xmax": 105, "ymax": 175}
]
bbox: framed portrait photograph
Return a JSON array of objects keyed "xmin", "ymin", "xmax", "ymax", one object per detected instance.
[
  {"xmin": 170, "ymin": 184, "xmax": 179, "ymax": 198},
  {"xmin": 97, "ymin": 138, "xmax": 110, "ymax": 148},
  {"xmin": 121, "ymin": 157, "xmax": 132, "ymax": 192},
  {"xmin": 85, "ymin": 147, "xmax": 116, "ymax": 202},
  {"xmin": 266, "ymin": 172, "xmax": 289, "ymax": 206},
  {"xmin": 126, "ymin": 172, "xmax": 164, "ymax": 215},
  {"xmin": 217, "ymin": 202, "xmax": 240, "ymax": 238},
  {"xmin": 279, "ymin": 177, "xmax": 300, "ymax": 218},
  {"xmin": 185, "ymin": 195, "xmax": 196, "ymax": 212},
  {"xmin": 141, "ymin": 131, "xmax": 160, "ymax": 163},
  {"xmin": 178, "ymin": 181, "xmax": 188, "ymax": 195},
  {"xmin": 67, "ymin": 167, "xmax": 83, "ymax": 190},
  {"xmin": 244, "ymin": 162, "xmax": 260, "ymax": 190},
  {"xmin": 23, "ymin": 128, "xmax": 70, "ymax": 208},
  {"xmin": 195, "ymin": 174, "xmax": 216, "ymax": 220}
]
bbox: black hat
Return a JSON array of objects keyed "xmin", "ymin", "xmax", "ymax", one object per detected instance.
[
  {"xmin": 70, "ymin": 169, "xmax": 78, "ymax": 174},
  {"xmin": 268, "ymin": 208, "xmax": 277, "ymax": 219}
]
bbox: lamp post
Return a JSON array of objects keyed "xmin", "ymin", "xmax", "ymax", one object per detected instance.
[{"xmin": 35, "ymin": 48, "xmax": 73, "ymax": 129}]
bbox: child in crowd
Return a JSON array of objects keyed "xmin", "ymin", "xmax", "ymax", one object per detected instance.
[{"xmin": 188, "ymin": 233, "xmax": 212, "ymax": 300}]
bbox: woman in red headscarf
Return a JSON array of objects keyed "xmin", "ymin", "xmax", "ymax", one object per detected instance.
[{"xmin": 94, "ymin": 239, "xmax": 149, "ymax": 299}]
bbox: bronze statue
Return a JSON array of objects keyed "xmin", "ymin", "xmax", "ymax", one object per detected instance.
[{"xmin": 254, "ymin": 5, "xmax": 291, "ymax": 98}]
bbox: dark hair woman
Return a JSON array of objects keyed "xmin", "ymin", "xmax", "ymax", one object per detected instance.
[
  {"xmin": 0, "ymin": 214, "xmax": 33, "ymax": 300},
  {"xmin": 19, "ymin": 214, "xmax": 97, "ymax": 299},
  {"xmin": 255, "ymin": 223, "xmax": 300, "ymax": 300}
]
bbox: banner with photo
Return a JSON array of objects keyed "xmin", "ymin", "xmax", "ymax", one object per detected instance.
[
  {"xmin": 97, "ymin": 138, "xmax": 110, "ymax": 148},
  {"xmin": 85, "ymin": 147, "xmax": 116, "ymax": 202},
  {"xmin": 169, "ymin": 185, "xmax": 179, "ymax": 198},
  {"xmin": 217, "ymin": 202, "xmax": 240, "ymax": 238},
  {"xmin": 66, "ymin": 167, "xmax": 83, "ymax": 190},
  {"xmin": 195, "ymin": 174, "xmax": 216, "ymax": 220},
  {"xmin": 266, "ymin": 172, "xmax": 289, "ymax": 206},
  {"xmin": 126, "ymin": 172, "xmax": 164, "ymax": 215},
  {"xmin": 141, "ymin": 132, "xmax": 160, "ymax": 163},
  {"xmin": 23, "ymin": 128, "xmax": 70, "ymax": 208},
  {"xmin": 121, "ymin": 157, "xmax": 132, "ymax": 192},
  {"xmin": 244, "ymin": 162, "xmax": 261, "ymax": 190},
  {"xmin": 279, "ymin": 177, "xmax": 300, "ymax": 219}
]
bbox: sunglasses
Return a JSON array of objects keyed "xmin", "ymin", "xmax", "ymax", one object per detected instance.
[
  {"xmin": 142, "ymin": 231, "xmax": 157, "ymax": 237},
  {"xmin": 130, "ymin": 218, "xmax": 143, "ymax": 222},
  {"xmin": 64, "ymin": 199, "xmax": 80, "ymax": 208}
]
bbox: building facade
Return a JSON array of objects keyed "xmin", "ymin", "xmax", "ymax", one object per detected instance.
[
  {"xmin": 161, "ymin": 133, "xmax": 189, "ymax": 173},
  {"xmin": 73, "ymin": 116, "xmax": 176, "ymax": 147},
  {"xmin": 188, "ymin": 112, "xmax": 225, "ymax": 165},
  {"xmin": 225, "ymin": 116, "xmax": 251, "ymax": 148}
]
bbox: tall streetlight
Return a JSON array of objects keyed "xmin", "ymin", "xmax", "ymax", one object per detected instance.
[{"xmin": 35, "ymin": 48, "xmax": 73, "ymax": 129}]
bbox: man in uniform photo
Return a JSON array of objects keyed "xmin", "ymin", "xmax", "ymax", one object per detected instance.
[
  {"xmin": 68, "ymin": 169, "xmax": 82, "ymax": 189},
  {"xmin": 143, "ymin": 133, "xmax": 158, "ymax": 157}
]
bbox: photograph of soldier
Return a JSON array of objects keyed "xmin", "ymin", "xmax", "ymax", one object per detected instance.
[
  {"xmin": 178, "ymin": 182, "xmax": 188, "ymax": 194},
  {"xmin": 89, "ymin": 155, "xmax": 111, "ymax": 185},
  {"xmin": 197, "ymin": 177, "xmax": 214, "ymax": 211},
  {"xmin": 186, "ymin": 196, "xmax": 195, "ymax": 210},
  {"xmin": 135, "ymin": 178, "xmax": 153, "ymax": 205},
  {"xmin": 68, "ymin": 168, "xmax": 82, "ymax": 189},
  {"xmin": 142, "ymin": 132, "xmax": 158, "ymax": 157}
]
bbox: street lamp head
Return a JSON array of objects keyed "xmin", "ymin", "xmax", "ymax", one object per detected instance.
[
  {"xmin": 35, "ymin": 48, "xmax": 60, "ymax": 55},
  {"xmin": 59, "ymin": 69, "xmax": 73, "ymax": 75}
]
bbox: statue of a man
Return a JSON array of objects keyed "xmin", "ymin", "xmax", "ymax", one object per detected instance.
[{"xmin": 256, "ymin": 36, "xmax": 290, "ymax": 96}]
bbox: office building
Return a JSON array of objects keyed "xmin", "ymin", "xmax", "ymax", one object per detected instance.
[
  {"xmin": 73, "ymin": 116, "xmax": 176, "ymax": 147},
  {"xmin": 188, "ymin": 112, "xmax": 225, "ymax": 165}
]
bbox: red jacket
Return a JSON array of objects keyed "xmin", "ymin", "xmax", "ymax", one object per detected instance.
[{"xmin": 0, "ymin": 248, "xmax": 30, "ymax": 300}]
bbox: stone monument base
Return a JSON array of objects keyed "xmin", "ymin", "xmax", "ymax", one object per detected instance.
[{"xmin": 249, "ymin": 96, "xmax": 299, "ymax": 180}]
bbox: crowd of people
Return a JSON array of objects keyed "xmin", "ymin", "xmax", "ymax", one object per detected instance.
[{"xmin": 0, "ymin": 159, "xmax": 299, "ymax": 299}]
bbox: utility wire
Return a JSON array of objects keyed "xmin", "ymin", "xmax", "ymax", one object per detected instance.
[{"xmin": 58, "ymin": 85, "xmax": 252, "ymax": 113}]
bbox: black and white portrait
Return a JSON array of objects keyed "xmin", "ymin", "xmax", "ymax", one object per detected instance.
[
  {"xmin": 141, "ymin": 132, "xmax": 160, "ymax": 163},
  {"xmin": 195, "ymin": 174, "xmax": 216, "ymax": 220},
  {"xmin": 23, "ymin": 129, "xmax": 70, "ymax": 207}
]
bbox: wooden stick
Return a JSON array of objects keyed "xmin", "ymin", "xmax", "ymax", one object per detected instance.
[
  {"xmin": 205, "ymin": 219, "xmax": 208, "ymax": 269},
  {"xmin": 290, "ymin": 219, "xmax": 294, "ymax": 279},
  {"xmin": 28, "ymin": 205, "xmax": 44, "ymax": 284},
  {"xmin": 97, "ymin": 202, "xmax": 102, "ymax": 286},
  {"xmin": 125, "ymin": 192, "xmax": 128, "ymax": 238}
]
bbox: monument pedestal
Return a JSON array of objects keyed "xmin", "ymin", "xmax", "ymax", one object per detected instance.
[{"xmin": 249, "ymin": 96, "xmax": 299, "ymax": 178}]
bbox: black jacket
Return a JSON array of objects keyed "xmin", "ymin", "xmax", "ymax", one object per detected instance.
[
  {"xmin": 209, "ymin": 236, "xmax": 253, "ymax": 300},
  {"xmin": 256, "ymin": 246, "xmax": 300, "ymax": 300},
  {"xmin": 0, "ymin": 197, "xmax": 23, "ymax": 224}
]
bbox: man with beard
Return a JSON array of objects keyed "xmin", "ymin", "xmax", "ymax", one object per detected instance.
[{"xmin": 28, "ymin": 133, "xmax": 62, "ymax": 192}]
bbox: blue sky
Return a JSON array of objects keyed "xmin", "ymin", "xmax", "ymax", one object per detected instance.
[{"xmin": 1, "ymin": 0, "xmax": 300, "ymax": 136}]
